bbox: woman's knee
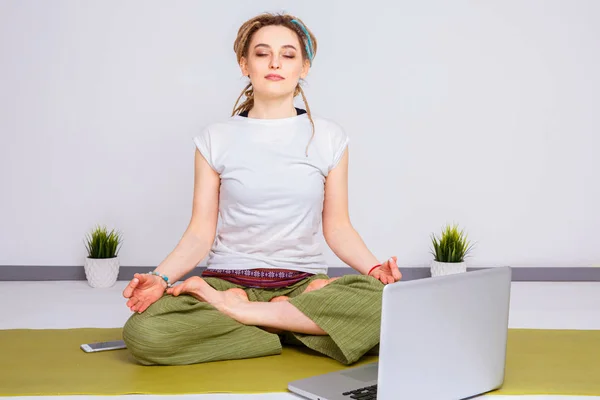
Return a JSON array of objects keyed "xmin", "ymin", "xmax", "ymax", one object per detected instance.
[
  {"xmin": 122, "ymin": 312, "xmax": 169, "ymax": 365},
  {"xmin": 122, "ymin": 296, "xmax": 205, "ymax": 365},
  {"xmin": 330, "ymin": 274, "xmax": 384, "ymax": 289}
]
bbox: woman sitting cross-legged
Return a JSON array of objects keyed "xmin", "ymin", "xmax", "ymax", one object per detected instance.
[{"xmin": 121, "ymin": 12, "xmax": 402, "ymax": 367}]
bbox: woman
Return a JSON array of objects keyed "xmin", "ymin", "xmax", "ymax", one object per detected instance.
[{"xmin": 122, "ymin": 12, "xmax": 402, "ymax": 366}]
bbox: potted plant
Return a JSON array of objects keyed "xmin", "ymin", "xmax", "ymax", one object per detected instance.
[
  {"xmin": 430, "ymin": 223, "xmax": 474, "ymax": 277},
  {"xmin": 83, "ymin": 225, "xmax": 123, "ymax": 288}
]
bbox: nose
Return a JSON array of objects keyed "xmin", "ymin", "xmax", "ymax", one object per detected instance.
[{"xmin": 269, "ymin": 54, "xmax": 281, "ymax": 69}]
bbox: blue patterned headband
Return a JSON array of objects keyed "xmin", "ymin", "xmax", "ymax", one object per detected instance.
[{"xmin": 290, "ymin": 19, "xmax": 314, "ymax": 66}]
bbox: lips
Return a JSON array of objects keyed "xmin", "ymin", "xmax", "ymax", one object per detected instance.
[{"xmin": 265, "ymin": 74, "xmax": 284, "ymax": 81}]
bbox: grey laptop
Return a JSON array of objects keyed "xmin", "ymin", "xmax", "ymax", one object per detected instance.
[{"xmin": 288, "ymin": 266, "xmax": 512, "ymax": 400}]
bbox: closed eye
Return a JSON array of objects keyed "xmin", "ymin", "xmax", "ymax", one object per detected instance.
[{"xmin": 256, "ymin": 54, "xmax": 295, "ymax": 58}]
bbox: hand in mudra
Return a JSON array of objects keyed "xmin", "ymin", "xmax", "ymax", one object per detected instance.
[
  {"xmin": 369, "ymin": 256, "xmax": 402, "ymax": 284},
  {"xmin": 122, "ymin": 273, "xmax": 166, "ymax": 313}
]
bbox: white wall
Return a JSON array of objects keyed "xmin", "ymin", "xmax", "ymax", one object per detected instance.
[{"xmin": 1, "ymin": 0, "xmax": 598, "ymax": 269}]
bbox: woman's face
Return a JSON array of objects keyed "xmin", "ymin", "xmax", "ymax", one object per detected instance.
[{"xmin": 240, "ymin": 25, "xmax": 310, "ymax": 99}]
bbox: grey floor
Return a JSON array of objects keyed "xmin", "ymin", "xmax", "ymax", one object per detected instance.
[{"xmin": 2, "ymin": 280, "xmax": 599, "ymax": 400}]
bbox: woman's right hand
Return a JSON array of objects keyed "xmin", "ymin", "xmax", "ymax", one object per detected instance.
[{"xmin": 122, "ymin": 273, "xmax": 167, "ymax": 313}]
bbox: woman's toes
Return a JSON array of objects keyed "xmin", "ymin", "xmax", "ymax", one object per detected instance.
[{"xmin": 269, "ymin": 296, "xmax": 289, "ymax": 303}]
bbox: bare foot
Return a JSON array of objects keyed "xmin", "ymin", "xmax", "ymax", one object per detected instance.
[
  {"xmin": 304, "ymin": 277, "xmax": 340, "ymax": 294},
  {"xmin": 166, "ymin": 277, "xmax": 249, "ymax": 319},
  {"xmin": 267, "ymin": 278, "xmax": 340, "ymax": 304}
]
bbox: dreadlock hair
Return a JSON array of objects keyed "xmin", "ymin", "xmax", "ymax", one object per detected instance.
[{"xmin": 231, "ymin": 13, "xmax": 318, "ymax": 156}]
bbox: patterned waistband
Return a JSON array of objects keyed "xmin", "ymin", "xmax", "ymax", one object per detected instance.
[{"xmin": 201, "ymin": 268, "xmax": 314, "ymax": 289}]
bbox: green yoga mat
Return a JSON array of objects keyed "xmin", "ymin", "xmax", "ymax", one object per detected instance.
[{"xmin": 0, "ymin": 328, "xmax": 599, "ymax": 396}]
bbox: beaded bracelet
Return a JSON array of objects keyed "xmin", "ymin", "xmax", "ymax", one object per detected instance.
[{"xmin": 146, "ymin": 271, "xmax": 173, "ymax": 288}]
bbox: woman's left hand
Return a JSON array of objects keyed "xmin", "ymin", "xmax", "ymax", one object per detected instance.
[{"xmin": 369, "ymin": 256, "xmax": 402, "ymax": 284}]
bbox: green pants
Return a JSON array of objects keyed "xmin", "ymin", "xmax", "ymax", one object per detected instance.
[{"xmin": 122, "ymin": 274, "xmax": 383, "ymax": 366}]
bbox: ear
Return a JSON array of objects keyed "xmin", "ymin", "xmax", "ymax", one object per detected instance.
[
  {"xmin": 240, "ymin": 56, "xmax": 248, "ymax": 76},
  {"xmin": 300, "ymin": 58, "xmax": 310, "ymax": 79}
]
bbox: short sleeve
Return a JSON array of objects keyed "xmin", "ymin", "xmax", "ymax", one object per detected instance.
[
  {"xmin": 193, "ymin": 127, "xmax": 218, "ymax": 172},
  {"xmin": 328, "ymin": 121, "xmax": 350, "ymax": 172}
]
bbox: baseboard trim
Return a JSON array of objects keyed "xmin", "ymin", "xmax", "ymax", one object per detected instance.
[{"xmin": 1, "ymin": 265, "xmax": 599, "ymax": 282}]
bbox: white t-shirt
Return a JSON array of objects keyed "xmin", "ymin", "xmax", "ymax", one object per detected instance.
[{"xmin": 193, "ymin": 111, "xmax": 349, "ymax": 275}]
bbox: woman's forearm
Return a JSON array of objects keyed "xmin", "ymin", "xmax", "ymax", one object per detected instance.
[
  {"xmin": 324, "ymin": 225, "xmax": 380, "ymax": 275},
  {"xmin": 154, "ymin": 229, "xmax": 214, "ymax": 283}
]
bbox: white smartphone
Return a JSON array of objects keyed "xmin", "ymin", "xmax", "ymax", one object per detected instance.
[{"xmin": 80, "ymin": 340, "xmax": 127, "ymax": 353}]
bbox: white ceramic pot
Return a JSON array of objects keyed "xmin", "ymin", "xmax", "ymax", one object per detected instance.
[
  {"xmin": 430, "ymin": 260, "xmax": 467, "ymax": 277},
  {"xmin": 84, "ymin": 257, "xmax": 120, "ymax": 288}
]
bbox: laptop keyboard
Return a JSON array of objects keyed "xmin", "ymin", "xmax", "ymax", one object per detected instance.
[{"xmin": 342, "ymin": 384, "xmax": 377, "ymax": 399}]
